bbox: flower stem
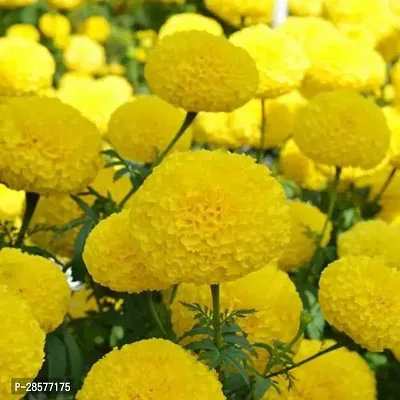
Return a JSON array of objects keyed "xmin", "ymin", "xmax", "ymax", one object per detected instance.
[
  {"xmin": 152, "ymin": 111, "xmax": 197, "ymax": 169},
  {"xmin": 211, "ymin": 284, "xmax": 222, "ymax": 349},
  {"xmin": 147, "ymin": 291, "xmax": 168, "ymax": 338},
  {"xmin": 374, "ymin": 167, "xmax": 397, "ymax": 204},
  {"xmin": 257, "ymin": 100, "xmax": 266, "ymax": 164},
  {"xmin": 119, "ymin": 186, "xmax": 136, "ymax": 210},
  {"xmin": 15, "ymin": 192, "xmax": 40, "ymax": 248}
]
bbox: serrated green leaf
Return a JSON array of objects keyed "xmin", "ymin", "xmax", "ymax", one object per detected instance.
[
  {"xmin": 221, "ymin": 352, "xmax": 250, "ymax": 385},
  {"xmin": 185, "ymin": 339, "xmax": 217, "ymax": 352},
  {"xmin": 253, "ymin": 376, "xmax": 272, "ymax": 400}
]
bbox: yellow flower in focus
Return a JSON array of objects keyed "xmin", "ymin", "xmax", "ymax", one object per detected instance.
[
  {"xmin": 39, "ymin": 13, "xmax": 71, "ymax": 49},
  {"xmin": 293, "ymin": 90, "xmax": 390, "ymax": 169},
  {"xmin": 158, "ymin": 13, "xmax": 223, "ymax": 39},
  {"xmin": 279, "ymin": 201, "xmax": 331, "ymax": 272},
  {"xmin": 68, "ymin": 285, "xmax": 99, "ymax": 319},
  {"xmin": 48, "ymin": 0, "xmax": 83, "ymax": 9},
  {"xmin": 64, "ymin": 35, "xmax": 106, "ymax": 75},
  {"xmin": 0, "ymin": 183, "xmax": 24, "ymax": 221},
  {"xmin": 6, "ymin": 24, "xmax": 40, "ymax": 42},
  {"xmin": 145, "ymin": 31, "xmax": 258, "ymax": 112},
  {"xmin": 0, "ymin": 96, "xmax": 102, "ymax": 194},
  {"xmin": 266, "ymin": 339, "xmax": 376, "ymax": 400},
  {"xmin": 0, "ymin": 248, "xmax": 71, "ymax": 332},
  {"xmin": 0, "ymin": 0, "xmax": 35, "ymax": 7},
  {"xmin": 80, "ymin": 16, "xmax": 111, "ymax": 43},
  {"xmin": 289, "ymin": 0, "xmax": 323, "ymax": 16},
  {"xmin": 171, "ymin": 265, "xmax": 303, "ymax": 372},
  {"xmin": 319, "ymin": 255, "xmax": 400, "ymax": 352},
  {"xmin": 0, "ymin": 37, "xmax": 55, "ymax": 96},
  {"xmin": 129, "ymin": 150, "xmax": 290, "ymax": 285},
  {"xmin": 230, "ymin": 25, "xmax": 309, "ymax": 99},
  {"xmin": 107, "ymin": 96, "xmax": 192, "ymax": 163},
  {"xmin": 338, "ymin": 220, "xmax": 400, "ymax": 270},
  {"xmin": 77, "ymin": 339, "xmax": 225, "ymax": 400},
  {"xmin": 0, "ymin": 285, "xmax": 45, "ymax": 399}
]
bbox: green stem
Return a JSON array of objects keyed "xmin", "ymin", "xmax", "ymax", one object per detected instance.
[
  {"xmin": 119, "ymin": 186, "xmax": 136, "ymax": 210},
  {"xmin": 152, "ymin": 111, "xmax": 198, "ymax": 169},
  {"xmin": 257, "ymin": 100, "xmax": 266, "ymax": 164},
  {"xmin": 147, "ymin": 291, "xmax": 168, "ymax": 338},
  {"xmin": 169, "ymin": 284, "xmax": 179, "ymax": 306},
  {"xmin": 374, "ymin": 167, "xmax": 397, "ymax": 204},
  {"xmin": 15, "ymin": 192, "xmax": 40, "ymax": 248},
  {"xmin": 211, "ymin": 284, "xmax": 222, "ymax": 349}
]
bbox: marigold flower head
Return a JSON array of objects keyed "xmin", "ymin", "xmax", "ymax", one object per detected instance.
[
  {"xmin": 129, "ymin": 150, "xmax": 290, "ymax": 285},
  {"xmin": 230, "ymin": 25, "xmax": 309, "ymax": 99},
  {"xmin": 293, "ymin": 90, "xmax": 390, "ymax": 169},
  {"xmin": 266, "ymin": 339, "xmax": 376, "ymax": 400},
  {"xmin": 80, "ymin": 16, "xmax": 111, "ymax": 43},
  {"xmin": 48, "ymin": 0, "xmax": 83, "ymax": 9},
  {"xmin": 0, "ymin": 0, "xmax": 35, "ymax": 7},
  {"xmin": 39, "ymin": 13, "xmax": 71, "ymax": 49},
  {"xmin": 145, "ymin": 31, "xmax": 258, "ymax": 112},
  {"xmin": 159, "ymin": 13, "xmax": 223, "ymax": 39},
  {"xmin": 0, "ymin": 183, "xmax": 24, "ymax": 221},
  {"xmin": 6, "ymin": 24, "xmax": 40, "ymax": 42},
  {"xmin": 279, "ymin": 201, "xmax": 331, "ymax": 271},
  {"xmin": 63, "ymin": 35, "xmax": 106, "ymax": 75},
  {"xmin": 336, "ymin": 23, "xmax": 378, "ymax": 48},
  {"xmin": 319, "ymin": 255, "xmax": 400, "ymax": 352},
  {"xmin": 0, "ymin": 248, "xmax": 70, "ymax": 332},
  {"xmin": 0, "ymin": 37, "xmax": 55, "ymax": 96},
  {"xmin": 68, "ymin": 285, "xmax": 99, "ymax": 319},
  {"xmin": 107, "ymin": 96, "xmax": 192, "ymax": 163},
  {"xmin": 289, "ymin": 0, "xmax": 323, "ymax": 17},
  {"xmin": 77, "ymin": 338, "xmax": 224, "ymax": 400},
  {"xmin": 171, "ymin": 265, "xmax": 303, "ymax": 372},
  {"xmin": 0, "ymin": 284, "xmax": 45, "ymax": 399},
  {"xmin": 0, "ymin": 96, "xmax": 102, "ymax": 194}
]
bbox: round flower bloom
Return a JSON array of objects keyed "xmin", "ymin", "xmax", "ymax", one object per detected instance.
[
  {"xmin": 289, "ymin": 0, "xmax": 323, "ymax": 16},
  {"xmin": 129, "ymin": 150, "xmax": 290, "ymax": 284},
  {"xmin": 48, "ymin": 0, "xmax": 83, "ymax": 9},
  {"xmin": 0, "ymin": 183, "xmax": 24, "ymax": 221},
  {"xmin": 301, "ymin": 36, "xmax": 386, "ymax": 96},
  {"xmin": 68, "ymin": 285, "xmax": 99, "ymax": 319},
  {"xmin": 319, "ymin": 255, "xmax": 400, "ymax": 352},
  {"xmin": 0, "ymin": 285, "xmax": 45, "ymax": 399},
  {"xmin": 158, "ymin": 13, "xmax": 223, "ymax": 39},
  {"xmin": 0, "ymin": 0, "xmax": 35, "ymax": 6},
  {"xmin": 107, "ymin": 96, "xmax": 192, "ymax": 163},
  {"xmin": 0, "ymin": 97, "xmax": 102, "ymax": 194},
  {"xmin": 336, "ymin": 23, "xmax": 378, "ymax": 48},
  {"xmin": 171, "ymin": 265, "xmax": 303, "ymax": 372},
  {"xmin": 84, "ymin": 211, "xmax": 171, "ymax": 293},
  {"xmin": 145, "ymin": 31, "xmax": 258, "ymax": 112},
  {"xmin": 266, "ymin": 339, "xmax": 376, "ymax": 400},
  {"xmin": 338, "ymin": 220, "xmax": 400, "ymax": 270},
  {"xmin": 39, "ymin": 13, "xmax": 71, "ymax": 49},
  {"xmin": 293, "ymin": 90, "xmax": 390, "ymax": 169},
  {"xmin": 193, "ymin": 99, "xmax": 262, "ymax": 149},
  {"xmin": 0, "ymin": 248, "xmax": 71, "ymax": 332},
  {"xmin": 279, "ymin": 139, "xmax": 328, "ymax": 190},
  {"xmin": 279, "ymin": 201, "xmax": 331, "ymax": 271},
  {"xmin": 6, "ymin": 24, "xmax": 40, "ymax": 42},
  {"xmin": 79, "ymin": 16, "xmax": 111, "ymax": 43},
  {"xmin": 205, "ymin": 0, "xmax": 275, "ymax": 27},
  {"xmin": 63, "ymin": 35, "xmax": 106, "ymax": 75},
  {"xmin": 0, "ymin": 37, "xmax": 55, "ymax": 96},
  {"xmin": 77, "ymin": 338, "xmax": 224, "ymax": 400},
  {"xmin": 230, "ymin": 25, "xmax": 309, "ymax": 99}
]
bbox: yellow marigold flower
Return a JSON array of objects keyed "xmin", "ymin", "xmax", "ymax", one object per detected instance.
[
  {"xmin": 193, "ymin": 99, "xmax": 262, "ymax": 149},
  {"xmin": 279, "ymin": 139, "xmax": 328, "ymax": 190},
  {"xmin": 0, "ymin": 183, "xmax": 24, "ymax": 221},
  {"xmin": 158, "ymin": 13, "xmax": 223, "ymax": 39},
  {"xmin": 39, "ymin": 13, "xmax": 71, "ymax": 49},
  {"xmin": 129, "ymin": 150, "xmax": 290, "ymax": 284},
  {"xmin": 289, "ymin": 0, "xmax": 323, "ymax": 16},
  {"xmin": 77, "ymin": 338, "xmax": 224, "ymax": 400},
  {"xmin": 319, "ymin": 255, "xmax": 400, "ymax": 352},
  {"xmin": 145, "ymin": 31, "xmax": 258, "ymax": 112},
  {"xmin": 0, "ymin": 0, "xmax": 35, "ymax": 7},
  {"xmin": 171, "ymin": 265, "xmax": 303, "ymax": 372},
  {"xmin": 80, "ymin": 16, "xmax": 111, "ymax": 43},
  {"xmin": 64, "ymin": 35, "xmax": 106, "ymax": 75},
  {"xmin": 381, "ymin": 106, "xmax": 400, "ymax": 168},
  {"xmin": 205, "ymin": 0, "xmax": 274, "ymax": 27},
  {"xmin": 377, "ymin": 28, "xmax": 400, "ymax": 62},
  {"xmin": 107, "ymin": 96, "xmax": 192, "ymax": 163},
  {"xmin": 301, "ymin": 37, "xmax": 386, "ymax": 96},
  {"xmin": 6, "ymin": 23, "xmax": 40, "ymax": 42},
  {"xmin": 266, "ymin": 339, "xmax": 376, "ymax": 400},
  {"xmin": 338, "ymin": 220, "xmax": 400, "ymax": 270},
  {"xmin": 0, "ymin": 284, "xmax": 45, "ymax": 399},
  {"xmin": 293, "ymin": 90, "xmax": 390, "ymax": 169},
  {"xmin": 0, "ymin": 97, "xmax": 102, "ymax": 194},
  {"xmin": 48, "ymin": 0, "xmax": 83, "ymax": 9},
  {"xmin": 263, "ymin": 91, "xmax": 307, "ymax": 148},
  {"xmin": 230, "ymin": 25, "xmax": 309, "ymax": 99},
  {"xmin": 279, "ymin": 201, "xmax": 331, "ymax": 271},
  {"xmin": 68, "ymin": 285, "xmax": 99, "ymax": 319},
  {"xmin": 336, "ymin": 23, "xmax": 378, "ymax": 48},
  {"xmin": 84, "ymin": 211, "xmax": 170, "ymax": 293},
  {"xmin": 0, "ymin": 248, "xmax": 71, "ymax": 332},
  {"xmin": 0, "ymin": 37, "xmax": 55, "ymax": 96}
]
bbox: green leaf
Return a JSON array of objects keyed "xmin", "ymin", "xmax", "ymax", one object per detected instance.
[
  {"xmin": 74, "ymin": 221, "xmax": 95, "ymax": 260},
  {"xmin": 185, "ymin": 339, "xmax": 217, "ymax": 352},
  {"xmin": 199, "ymin": 348, "xmax": 221, "ymax": 369},
  {"xmin": 221, "ymin": 352, "xmax": 250, "ymax": 385},
  {"xmin": 113, "ymin": 167, "xmax": 129, "ymax": 182},
  {"xmin": 253, "ymin": 376, "xmax": 272, "ymax": 400},
  {"xmin": 45, "ymin": 334, "xmax": 68, "ymax": 380},
  {"xmin": 70, "ymin": 195, "xmax": 98, "ymax": 222},
  {"xmin": 63, "ymin": 328, "xmax": 84, "ymax": 390}
]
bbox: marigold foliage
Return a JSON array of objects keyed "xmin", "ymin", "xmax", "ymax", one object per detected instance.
[
  {"xmin": 293, "ymin": 90, "xmax": 390, "ymax": 169},
  {"xmin": 0, "ymin": 284, "xmax": 45, "ymax": 399},
  {"xmin": 107, "ymin": 96, "xmax": 192, "ymax": 163},
  {"xmin": 230, "ymin": 25, "xmax": 309, "ymax": 99},
  {"xmin": 319, "ymin": 256, "xmax": 400, "ymax": 352},
  {"xmin": 76, "ymin": 338, "xmax": 225, "ymax": 400},
  {"xmin": 145, "ymin": 31, "xmax": 258, "ymax": 112},
  {"xmin": 0, "ymin": 96, "xmax": 103, "ymax": 194}
]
